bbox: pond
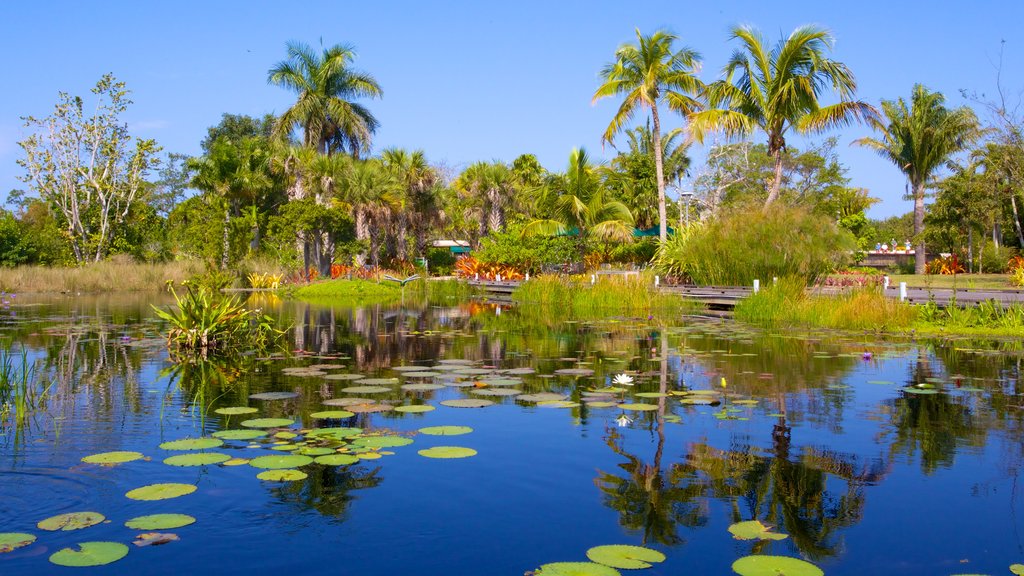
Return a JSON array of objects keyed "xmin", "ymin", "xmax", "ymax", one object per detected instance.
[{"xmin": 0, "ymin": 293, "xmax": 1022, "ymax": 575}]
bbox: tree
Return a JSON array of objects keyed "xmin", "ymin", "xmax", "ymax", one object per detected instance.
[
  {"xmin": 338, "ymin": 159, "xmax": 400, "ymax": 266},
  {"xmin": 268, "ymin": 41, "xmax": 383, "ymax": 157},
  {"xmin": 382, "ymin": 148, "xmax": 441, "ymax": 261},
  {"xmin": 523, "ymin": 147, "xmax": 635, "ymax": 254},
  {"xmin": 594, "ymin": 29, "xmax": 703, "ymax": 243},
  {"xmin": 16, "ymin": 74, "xmax": 161, "ymax": 263},
  {"xmin": 854, "ymin": 84, "xmax": 981, "ymax": 273},
  {"xmin": 606, "ymin": 122, "xmax": 690, "ymax": 229},
  {"xmin": 201, "ymin": 113, "xmax": 276, "ymax": 154},
  {"xmin": 688, "ymin": 25, "xmax": 875, "ymax": 209},
  {"xmin": 454, "ymin": 162, "xmax": 517, "ymax": 245}
]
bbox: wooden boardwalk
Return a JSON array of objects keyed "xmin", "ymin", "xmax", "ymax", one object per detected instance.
[{"xmin": 467, "ymin": 280, "xmax": 1024, "ymax": 309}]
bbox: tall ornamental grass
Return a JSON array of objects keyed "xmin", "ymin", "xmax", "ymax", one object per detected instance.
[
  {"xmin": 512, "ymin": 273, "xmax": 702, "ymax": 318},
  {"xmin": 653, "ymin": 206, "xmax": 856, "ymax": 286}
]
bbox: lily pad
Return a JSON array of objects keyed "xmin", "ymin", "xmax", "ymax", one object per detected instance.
[
  {"xmin": 125, "ymin": 514, "xmax": 195, "ymax": 530},
  {"xmin": 323, "ymin": 373, "xmax": 366, "ymax": 381},
  {"xmin": 478, "ymin": 378, "xmax": 522, "ymax": 386},
  {"xmin": 728, "ymin": 520, "xmax": 788, "ymax": 541},
  {"xmin": 310, "ymin": 410, "xmax": 355, "ymax": 419},
  {"xmin": 903, "ymin": 387, "xmax": 939, "ymax": 395},
  {"xmin": 307, "ymin": 427, "xmax": 363, "ymax": 439},
  {"xmin": 214, "ymin": 406, "xmax": 258, "ymax": 415},
  {"xmin": 132, "ymin": 532, "xmax": 179, "ymax": 547},
  {"xmin": 537, "ymin": 400, "xmax": 580, "ymax": 408},
  {"xmin": 314, "ymin": 454, "xmax": 359, "ymax": 466},
  {"xmin": 634, "ymin": 392, "xmax": 670, "ymax": 398},
  {"xmin": 352, "ymin": 435, "xmax": 414, "ymax": 448},
  {"xmin": 535, "ymin": 562, "xmax": 621, "ymax": 576},
  {"xmin": 352, "ymin": 378, "xmax": 400, "ymax": 386},
  {"xmin": 341, "ymin": 385, "xmax": 393, "ymax": 394},
  {"xmin": 403, "ymin": 371, "xmax": 442, "ymax": 378},
  {"xmin": 555, "ymin": 368, "xmax": 595, "ymax": 376},
  {"xmin": 159, "ymin": 438, "xmax": 223, "ymax": 450},
  {"xmin": 49, "ymin": 542, "xmax": 128, "ymax": 567},
  {"xmin": 394, "ymin": 404, "xmax": 435, "ymax": 413},
  {"xmin": 348, "ymin": 403, "xmax": 394, "ymax": 413},
  {"xmin": 586, "ymin": 544, "xmax": 666, "ymax": 569},
  {"xmin": 126, "ymin": 483, "xmax": 197, "ymax": 501},
  {"xmin": 81, "ymin": 451, "xmax": 144, "ymax": 465},
  {"xmin": 440, "ymin": 399, "xmax": 494, "ymax": 408},
  {"xmin": 585, "ymin": 401, "xmax": 618, "ymax": 408},
  {"xmin": 38, "ymin": 512, "xmax": 105, "ymax": 531},
  {"xmin": 240, "ymin": 418, "xmax": 295, "ymax": 428},
  {"xmin": 249, "ymin": 454, "xmax": 314, "ymax": 469},
  {"xmin": 0, "ymin": 532, "xmax": 36, "ymax": 553},
  {"xmin": 401, "ymin": 383, "xmax": 446, "ymax": 391},
  {"xmin": 163, "ymin": 452, "xmax": 231, "ymax": 467},
  {"xmin": 731, "ymin": 555, "xmax": 823, "ymax": 576},
  {"xmin": 392, "ymin": 365, "xmax": 432, "ymax": 372},
  {"xmin": 249, "ymin": 391, "xmax": 300, "ymax": 400},
  {"xmin": 472, "ymin": 388, "xmax": 522, "ymax": 396},
  {"xmin": 1011, "ymin": 564, "xmax": 1024, "ymax": 575},
  {"xmin": 418, "ymin": 446, "xmax": 477, "ymax": 459},
  {"xmin": 453, "ymin": 368, "xmax": 493, "ymax": 376},
  {"xmin": 323, "ymin": 397, "xmax": 376, "ymax": 406},
  {"xmin": 224, "ymin": 458, "xmax": 250, "ymax": 466},
  {"xmin": 212, "ymin": 429, "xmax": 266, "ymax": 440},
  {"xmin": 618, "ymin": 403, "xmax": 659, "ymax": 411},
  {"xmin": 256, "ymin": 469, "xmax": 308, "ymax": 482},
  {"xmin": 518, "ymin": 393, "xmax": 568, "ymax": 403},
  {"xmin": 298, "ymin": 447, "xmax": 335, "ymax": 456},
  {"xmin": 679, "ymin": 397, "xmax": 717, "ymax": 405},
  {"xmin": 419, "ymin": 425, "xmax": 473, "ymax": 436}
]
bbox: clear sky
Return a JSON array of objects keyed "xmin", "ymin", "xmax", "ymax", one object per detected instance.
[{"xmin": 1, "ymin": 0, "xmax": 1022, "ymax": 218}]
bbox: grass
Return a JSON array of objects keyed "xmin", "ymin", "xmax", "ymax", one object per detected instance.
[
  {"xmin": 0, "ymin": 260, "xmax": 203, "ymax": 293},
  {"xmin": 0, "ymin": 345, "xmax": 51, "ymax": 435},
  {"xmin": 886, "ymin": 274, "xmax": 1012, "ymax": 290},
  {"xmin": 512, "ymin": 273, "xmax": 703, "ymax": 319},
  {"xmin": 290, "ymin": 278, "xmax": 477, "ymax": 306}
]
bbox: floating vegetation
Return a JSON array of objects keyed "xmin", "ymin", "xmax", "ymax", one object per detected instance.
[
  {"xmin": 314, "ymin": 454, "xmax": 359, "ymax": 466},
  {"xmin": 38, "ymin": 512, "xmax": 104, "ymax": 531},
  {"xmin": 731, "ymin": 555, "xmax": 823, "ymax": 576},
  {"xmin": 307, "ymin": 427, "xmax": 363, "ymax": 440},
  {"xmin": 617, "ymin": 403, "xmax": 659, "ymax": 411},
  {"xmin": 125, "ymin": 483, "xmax": 197, "ymax": 501},
  {"xmin": 394, "ymin": 404, "xmax": 435, "ymax": 413},
  {"xmin": 518, "ymin": 393, "xmax": 568, "ymax": 403},
  {"xmin": 440, "ymin": 399, "xmax": 494, "ymax": 408},
  {"xmin": 400, "ymin": 383, "xmax": 445, "ymax": 391},
  {"xmin": 212, "ymin": 429, "xmax": 266, "ymax": 440},
  {"xmin": 81, "ymin": 451, "xmax": 144, "ymax": 465},
  {"xmin": 214, "ymin": 406, "xmax": 258, "ymax": 415},
  {"xmin": 323, "ymin": 373, "xmax": 366, "ymax": 381},
  {"xmin": 418, "ymin": 446, "xmax": 477, "ymax": 459},
  {"xmin": 249, "ymin": 454, "xmax": 313, "ymax": 469},
  {"xmin": 341, "ymin": 385, "xmax": 393, "ymax": 394},
  {"xmin": 534, "ymin": 562, "xmax": 621, "ymax": 576},
  {"xmin": 257, "ymin": 469, "xmax": 308, "ymax": 481},
  {"xmin": 125, "ymin": 514, "xmax": 196, "ymax": 530},
  {"xmin": 163, "ymin": 452, "xmax": 231, "ymax": 466},
  {"xmin": 727, "ymin": 520, "xmax": 788, "ymax": 541},
  {"xmin": 240, "ymin": 418, "xmax": 295, "ymax": 428},
  {"xmin": 159, "ymin": 438, "xmax": 223, "ymax": 450},
  {"xmin": 249, "ymin": 391, "xmax": 299, "ymax": 400},
  {"xmin": 323, "ymin": 397, "xmax": 376, "ymax": 406},
  {"xmin": 0, "ymin": 533, "xmax": 36, "ymax": 553},
  {"xmin": 310, "ymin": 410, "xmax": 355, "ymax": 419},
  {"xmin": 349, "ymin": 403, "xmax": 394, "ymax": 413},
  {"xmin": 419, "ymin": 426, "xmax": 473, "ymax": 436},
  {"xmin": 132, "ymin": 532, "xmax": 180, "ymax": 547},
  {"xmin": 49, "ymin": 542, "xmax": 129, "ymax": 567},
  {"xmin": 352, "ymin": 435, "xmax": 413, "ymax": 448},
  {"xmin": 585, "ymin": 545, "xmax": 666, "ymax": 569}
]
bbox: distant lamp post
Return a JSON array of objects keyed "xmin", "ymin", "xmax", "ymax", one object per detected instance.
[{"xmin": 679, "ymin": 191, "xmax": 694, "ymax": 227}]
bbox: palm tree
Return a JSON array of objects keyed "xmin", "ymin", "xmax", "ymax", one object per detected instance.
[
  {"xmin": 688, "ymin": 25, "xmax": 876, "ymax": 209},
  {"xmin": 594, "ymin": 29, "xmax": 703, "ymax": 244},
  {"xmin": 382, "ymin": 148, "xmax": 441, "ymax": 262},
  {"xmin": 455, "ymin": 162, "xmax": 517, "ymax": 245},
  {"xmin": 607, "ymin": 122, "xmax": 691, "ymax": 229},
  {"xmin": 268, "ymin": 41, "xmax": 383, "ymax": 157},
  {"xmin": 338, "ymin": 159, "xmax": 401, "ymax": 266},
  {"xmin": 854, "ymin": 85, "xmax": 981, "ymax": 273},
  {"xmin": 523, "ymin": 148, "xmax": 635, "ymax": 253}
]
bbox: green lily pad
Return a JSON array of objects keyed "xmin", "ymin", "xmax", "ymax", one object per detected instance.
[
  {"xmin": 49, "ymin": 542, "xmax": 129, "ymax": 567},
  {"xmin": 323, "ymin": 397, "xmax": 377, "ymax": 406},
  {"xmin": 537, "ymin": 400, "xmax": 581, "ymax": 408},
  {"xmin": 392, "ymin": 365, "xmax": 432, "ymax": 372},
  {"xmin": 214, "ymin": 406, "xmax": 258, "ymax": 415},
  {"xmin": 440, "ymin": 399, "xmax": 494, "ymax": 408},
  {"xmin": 903, "ymin": 387, "xmax": 939, "ymax": 395},
  {"xmin": 314, "ymin": 454, "xmax": 360, "ymax": 466},
  {"xmin": 125, "ymin": 483, "xmax": 197, "ymax": 501},
  {"xmin": 403, "ymin": 371, "xmax": 442, "ymax": 378},
  {"xmin": 586, "ymin": 544, "xmax": 666, "ymax": 569},
  {"xmin": 240, "ymin": 418, "xmax": 295, "ymax": 428},
  {"xmin": 395, "ymin": 404, "xmax": 435, "ymax": 413},
  {"xmin": 418, "ymin": 446, "xmax": 477, "ymax": 459},
  {"xmin": 472, "ymin": 388, "xmax": 522, "ymax": 396},
  {"xmin": 249, "ymin": 391, "xmax": 299, "ymax": 400},
  {"xmin": 271, "ymin": 444, "xmax": 298, "ymax": 451},
  {"xmin": 249, "ymin": 454, "xmax": 314, "ymax": 469},
  {"xmin": 731, "ymin": 555, "xmax": 823, "ymax": 576},
  {"xmin": 212, "ymin": 429, "xmax": 266, "ymax": 440},
  {"xmin": 678, "ymin": 397, "xmax": 717, "ymax": 405},
  {"xmin": 1011, "ymin": 564, "xmax": 1024, "ymax": 575},
  {"xmin": 352, "ymin": 378, "xmax": 400, "ymax": 386},
  {"xmin": 341, "ymin": 385, "xmax": 394, "ymax": 394},
  {"xmin": 728, "ymin": 520, "xmax": 788, "ymax": 541},
  {"xmin": 81, "ymin": 451, "xmax": 144, "ymax": 465},
  {"xmin": 310, "ymin": 410, "xmax": 355, "ymax": 419},
  {"xmin": 634, "ymin": 392, "xmax": 670, "ymax": 398},
  {"xmin": 0, "ymin": 532, "xmax": 36, "ymax": 553},
  {"xmin": 535, "ymin": 562, "xmax": 621, "ymax": 576},
  {"xmin": 401, "ymin": 383, "xmax": 446, "ymax": 391},
  {"xmin": 348, "ymin": 403, "xmax": 394, "ymax": 413},
  {"xmin": 586, "ymin": 401, "xmax": 619, "ymax": 408},
  {"xmin": 124, "ymin": 514, "xmax": 195, "ymax": 530},
  {"xmin": 618, "ymin": 403, "xmax": 659, "ymax": 411},
  {"xmin": 38, "ymin": 512, "xmax": 105, "ymax": 531},
  {"xmin": 256, "ymin": 469, "xmax": 307, "ymax": 482},
  {"xmin": 352, "ymin": 435, "xmax": 413, "ymax": 448},
  {"xmin": 419, "ymin": 425, "xmax": 473, "ymax": 436},
  {"xmin": 592, "ymin": 387, "xmax": 626, "ymax": 393},
  {"xmin": 478, "ymin": 378, "xmax": 522, "ymax": 386},
  {"xmin": 555, "ymin": 368, "xmax": 595, "ymax": 376},
  {"xmin": 159, "ymin": 438, "xmax": 223, "ymax": 450},
  {"xmin": 518, "ymin": 393, "xmax": 568, "ymax": 403},
  {"xmin": 298, "ymin": 447, "xmax": 335, "ymax": 456},
  {"xmin": 307, "ymin": 427, "xmax": 363, "ymax": 439},
  {"xmin": 323, "ymin": 373, "xmax": 366, "ymax": 381},
  {"xmin": 163, "ymin": 452, "xmax": 231, "ymax": 467}
]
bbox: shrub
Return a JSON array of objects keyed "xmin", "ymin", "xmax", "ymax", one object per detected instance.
[
  {"xmin": 978, "ymin": 241, "xmax": 1018, "ymax": 274},
  {"xmin": 474, "ymin": 222, "xmax": 583, "ymax": 272},
  {"xmin": 654, "ymin": 206, "xmax": 856, "ymax": 286},
  {"xmin": 426, "ymin": 248, "xmax": 457, "ymax": 276},
  {"xmin": 925, "ymin": 254, "xmax": 965, "ymax": 275}
]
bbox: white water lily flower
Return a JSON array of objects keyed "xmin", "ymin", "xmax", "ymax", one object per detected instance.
[
  {"xmin": 615, "ymin": 414, "xmax": 633, "ymax": 427},
  {"xmin": 613, "ymin": 374, "xmax": 634, "ymax": 386}
]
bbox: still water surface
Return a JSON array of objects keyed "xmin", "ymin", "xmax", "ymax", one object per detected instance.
[{"xmin": 0, "ymin": 294, "xmax": 1022, "ymax": 575}]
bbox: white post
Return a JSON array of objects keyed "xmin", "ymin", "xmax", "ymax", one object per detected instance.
[
  {"xmin": 474, "ymin": 273, "xmax": 479, "ymax": 281},
  {"xmin": 591, "ymin": 274, "xmax": 596, "ymax": 285},
  {"xmin": 525, "ymin": 272, "xmax": 530, "ymax": 282},
  {"xmin": 753, "ymin": 279, "xmax": 760, "ymax": 294},
  {"xmin": 773, "ymin": 277, "xmax": 778, "ymax": 285},
  {"xmin": 654, "ymin": 275, "xmax": 660, "ymax": 287},
  {"xmin": 496, "ymin": 306, "xmax": 501, "ymax": 316},
  {"xmin": 899, "ymin": 282, "xmax": 907, "ymax": 301},
  {"xmin": 496, "ymin": 273, "xmax": 501, "ymax": 283}
]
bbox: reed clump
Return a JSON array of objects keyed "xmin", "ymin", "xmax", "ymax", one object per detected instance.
[
  {"xmin": 512, "ymin": 273, "xmax": 702, "ymax": 318},
  {"xmin": 0, "ymin": 259, "xmax": 203, "ymax": 293}
]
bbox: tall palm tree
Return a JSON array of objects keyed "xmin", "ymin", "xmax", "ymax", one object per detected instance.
[
  {"xmin": 523, "ymin": 147, "xmax": 635, "ymax": 252},
  {"xmin": 268, "ymin": 41, "xmax": 383, "ymax": 157},
  {"xmin": 338, "ymin": 159, "xmax": 401, "ymax": 266},
  {"xmin": 382, "ymin": 148, "xmax": 440, "ymax": 261},
  {"xmin": 594, "ymin": 29, "xmax": 703, "ymax": 244},
  {"xmin": 854, "ymin": 85, "xmax": 981, "ymax": 273},
  {"xmin": 455, "ymin": 162, "xmax": 516, "ymax": 244},
  {"xmin": 689, "ymin": 25, "xmax": 876, "ymax": 209},
  {"xmin": 607, "ymin": 122, "xmax": 690, "ymax": 229}
]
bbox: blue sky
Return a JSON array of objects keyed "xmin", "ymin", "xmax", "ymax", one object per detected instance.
[{"xmin": 1, "ymin": 0, "xmax": 1021, "ymax": 218}]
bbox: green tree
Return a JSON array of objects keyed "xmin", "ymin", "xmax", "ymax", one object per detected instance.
[
  {"xmin": 606, "ymin": 122, "xmax": 690, "ymax": 229},
  {"xmin": 854, "ymin": 84, "xmax": 982, "ymax": 273},
  {"xmin": 268, "ymin": 41, "xmax": 382, "ymax": 157},
  {"xmin": 689, "ymin": 25, "xmax": 875, "ymax": 209},
  {"xmin": 338, "ymin": 159, "xmax": 400, "ymax": 266},
  {"xmin": 201, "ymin": 113, "xmax": 276, "ymax": 154},
  {"xmin": 594, "ymin": 29, "xmax": 703, "ymax": 243},
  {"xmin": 454, "ymin": 162, "xmax": 517, "ymax": 245},
  {"xmin": 382, "ymin": 148, "xmax": 441, "ymax": 261},
  {"xmin": 16, "ymin": 74, "xmax": 162, "ymax": 263}
]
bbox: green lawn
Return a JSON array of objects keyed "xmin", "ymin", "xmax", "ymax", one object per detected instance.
[{"xmin": 886, "ymin": 274, "xmax": 1014, "ymax": 290}]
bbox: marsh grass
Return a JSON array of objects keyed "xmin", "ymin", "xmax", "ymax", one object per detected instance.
[
  {"xmin": 735, "ymin": 277, "xmax": 917, "ymax": 331},
  {"xmin": 512, "ymin": 273, "xmax": 702, "ymax": 318},
  {"xmin": 0, "ymin": 346, "xmax": 51, "ymax": 432},
  {"xmin": 917, "ymin": 298, "xmax": 1024, "ymax": 332},
  {"xmin": 293, "ymin": 278, "xmax": 478, "ymax": 306},
  {"xmin": 0, "ymin": 260, "xmax": 203, "ymax": 293}
]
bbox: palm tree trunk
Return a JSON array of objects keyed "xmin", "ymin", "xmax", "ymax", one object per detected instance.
[
  {"xmin": 651, "ymin": 108, "xmax": 668, "ymax": 244},
  {"xmin": 221, "ymin": 204, "xmax": 231, "ymax": 270},
  {"xmin": 913, "ymin": 181, "xmax": 926, "ymax": 275},
  {"xmin": 1011, "ymin": 193, "xmax": 1024, "ymax": 247},
  {"xmin": 355, "ymin": 208, "xmax": 369, "ymax": 266},
  {"xmin": 765, "ymin": 148, "xmax": 784, "ymax": 209}
]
